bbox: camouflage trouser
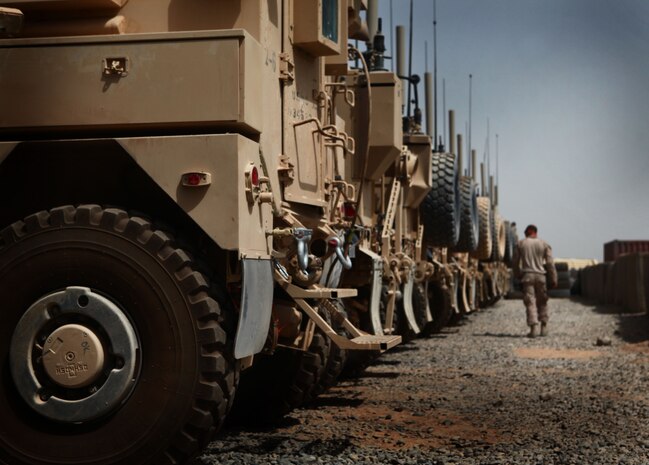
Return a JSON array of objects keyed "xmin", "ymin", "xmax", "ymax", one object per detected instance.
[{"xmin": 522, "ymin": 273, "xmax": 549, "ymax": 326}]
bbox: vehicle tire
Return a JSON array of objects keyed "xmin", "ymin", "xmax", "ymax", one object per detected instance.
[
  {"xmin": 312, "ymin": 301, "xmax": 348, "ymax": 397},
  {"xmin": 423, "ymin": 280, "xmax": 453, "ymax": 334},
  {"xmin": 421, "ymin": 152, "xmax": 460, "ymax": 247},
  {"xmin": 230, "ymin": 306, "xmax": 330, "ymax": 424},
  {"xmin": 475, "ymin": 197, "xmax": 493, "ymax": 260},
  {"xmin": 312, "ymin": 336, "xmax": 347, "ymax": 397},
  {"xmin": 0, "ymin": 205, "xmax": 237, "ymax": 465},
  {"xmin": 454, "ymin": 176, "xmax": 479, "ymax": 253}
]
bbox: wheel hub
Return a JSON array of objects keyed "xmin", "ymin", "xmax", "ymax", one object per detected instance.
[
  {"xmin": 42, "ymin": 324, "xmax": 105, "ymax": 389},
  {"xmin": 10, "ymin": 287, "xmax": 140, "ymax": 423}
]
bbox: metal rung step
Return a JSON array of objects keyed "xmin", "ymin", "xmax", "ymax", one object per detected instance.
[
  {"xmin": 344, "ymin": 334, "xmax": 402, "ymax": 351},
  {"xmin": 286, "ymin": 285, "xmax": 357, "ymax": 299}
]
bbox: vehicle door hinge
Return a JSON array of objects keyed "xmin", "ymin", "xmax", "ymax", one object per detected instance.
[{"xmin": 279, "ymin": 53, "xmax": 295, "ymax": 83}]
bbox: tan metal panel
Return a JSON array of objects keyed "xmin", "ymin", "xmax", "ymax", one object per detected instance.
[
  {"xmin": 404, "ymin": 134, "xmax": 433, "ymax": 208},
  {"xmin": 0, "ymin": 31, "xmax": 266, "ymax": 133},
  {"xmin": 282, "ymin": 49, "xmax": 326, "ymax": 207},
  {"xmin": 364, "ymin": 72, "xmax": 402, "ymax": 180},
  {"xmin": 120, "ymin": 134, "xmax": 272, "ymax": 257}
]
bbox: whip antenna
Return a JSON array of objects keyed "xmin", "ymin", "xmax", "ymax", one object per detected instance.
[
  {"xmin": 433, "ymin": 0, "xmax": 439, "ymax": 149},
  {"xmin": 407, "ymin": 0, "xmax": 414, "ymax": 120}
]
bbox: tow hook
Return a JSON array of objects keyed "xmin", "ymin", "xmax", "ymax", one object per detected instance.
[
  {"xmin": 328, "ymin": 236, "xmax": 352, "ymax": 270},
  {"xmin": 293, "ymin": 228, "xmax": 312, "ymax": 273}
]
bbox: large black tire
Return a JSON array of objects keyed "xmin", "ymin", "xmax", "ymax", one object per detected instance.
[
  {"xmin": 454, "ymin": 177, "xmax": 479, "ymax": 253},
  {"xmin": 312, "ymin": 336, "xmax": 347, "ymax": 397},
  {"xmin": 475, "ymin": 197, "xmax": 493, "ymax": 260},
  {"xmin": 421, "ymin": 152, "xmax": 460, "ymax": 247},
  {"xmin": 0, "ymin": 205, "xmax": 237, "ymax": 465},
  {"xmin": 312, "ymin": 301, "xmax": 348, "ymax": 397},
  {"xmin": 230, "ymin": 309, "xmax": 330, "ymax": 424}
]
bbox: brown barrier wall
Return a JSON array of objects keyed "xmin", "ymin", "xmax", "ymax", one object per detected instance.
[{"xmin": 580, "ymin": 253, "xmax": 648, "ymax": 314}]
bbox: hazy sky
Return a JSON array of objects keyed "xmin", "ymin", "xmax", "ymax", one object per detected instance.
[{"xmin": 376, "ymin": 0, "xmax": 649, "ymax": 260}]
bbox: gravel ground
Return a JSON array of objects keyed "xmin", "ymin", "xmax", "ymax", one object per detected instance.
[{"xmin": 193, "ymin": 297, "xmax": 649, "ymax": 465}]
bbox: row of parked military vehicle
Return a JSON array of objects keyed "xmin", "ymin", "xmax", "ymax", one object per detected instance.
[
  {"xmin": 231, "ymin": 35, "xmax": 517, "ymax": 425},
  {"xmin": 0, "ymin": 2, "xmax": 515, "ymax": 464}
]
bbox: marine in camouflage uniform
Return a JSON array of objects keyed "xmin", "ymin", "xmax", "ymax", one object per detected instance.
[{"xmin": 513, "ymin": 224, "xmax": 557, "ymax": 337}]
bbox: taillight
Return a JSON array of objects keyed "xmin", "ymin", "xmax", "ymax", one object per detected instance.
[
  {"xmin": 181, "ymin": 172, "xmax": 211, "ymax": 187},
  {"xmin": 250, "ymin": 166, "xmax": 259, "ymax": 187}
]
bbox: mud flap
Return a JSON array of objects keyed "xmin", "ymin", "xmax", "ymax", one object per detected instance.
[
  {"xmin": 234, "ymin": 259, "xmax": 274, "ymax": 359},
  {"xmin": 424, "ymin": 281, "xmax": 433, "ymax": 323},
  {"xmin": 320, "ymin": 255, "xmax": 343, "ymax": 289},
  {"xmin": 402, "ymin": 268, "xmax": 420, "ymax": 334},
  {"xmin": 450, "ymin": 271, "xmax": 460, "ymax": 314},
  {"xmin": 358, "ymin": 246, "xmax": 385, "ymax": 335}
]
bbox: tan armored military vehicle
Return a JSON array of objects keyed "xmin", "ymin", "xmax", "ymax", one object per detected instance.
[
  {"xmin": 0, "ymin": 1, "xmax": 515, "ymax": 462},
  {"xmin": 0, "ymin": 1, "xmax": 407, "ymax": 463}
]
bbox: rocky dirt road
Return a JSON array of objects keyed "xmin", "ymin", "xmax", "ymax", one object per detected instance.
[{"xmin": 194, "ymin": 297, "xmax": 649, "ymax": 465}]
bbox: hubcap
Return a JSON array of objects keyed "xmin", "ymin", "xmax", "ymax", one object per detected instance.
[
  {"xmin": 42, "ymin": 324, "xmax": 105, "ymax": 389},
  {"xmin": 10, "ymin": 287, "xmax": 140, "ymax": 423}
]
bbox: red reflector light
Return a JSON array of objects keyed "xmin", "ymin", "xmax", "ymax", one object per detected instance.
[
  {"xmin": 328, "ymin": 238, "xmax": 339, "ymax": 247},
  {"xmin": 182, "ymin": 172, "xmax": 211, "ymax": 187},
  {"xmin": 186, "ymin": 173, "xmax": 201, "ymax": 186},
  {"xmin": 251, "ymin": 166, "xmax": 259, "ymax": 187},
  {"xmin": 343, "ymin": 202, "xmax": 356, "ymax": 219}
]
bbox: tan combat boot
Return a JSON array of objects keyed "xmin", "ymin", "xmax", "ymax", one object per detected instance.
[
  {"xmin": 540, "ymin": 322, "xmax": 548, "ymax": 337},
  {"xmin": 527, "ymin": 323, "xmax": 539, "ymax": 338}
]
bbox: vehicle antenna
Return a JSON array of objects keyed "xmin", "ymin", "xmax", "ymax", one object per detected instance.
[
  {"xmin": 390, "ymin": 0, "xmax": 394, "ymax": 72},
  {"xmin": 433, "ymin": 0, "xmax": 438, "ymax": 150},
  {"xmin": 442, "ymin": 78, "xmax": 446, "ymax": 148},
  {"xmin": 486, "ymin": 117, "xmax": 491, "ymax": 191},
  {"xmin": 468, "ymin": 73, "xmax": 473, "ymax": 176},
  {"xmin": 425, "ymin": 41, "xmax": 434, "ymax": 138},
  {"xmin": 407, "ymin": 0, "xmax": 414, "ymax": 120}
]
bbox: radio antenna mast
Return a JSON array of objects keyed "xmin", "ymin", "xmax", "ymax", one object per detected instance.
[
  {"xmin": 433, "ymin": 0, "xmax": 439, "ymax": 149},
  {"xmin": 407, "ymin": 0, "xmax": 414, "ymax": 120},
  {"xmin": 389, "ymin": 0, "xmax": 394, "ymax": 71},
  {"xmin": 442, "ymin": 78, "xmax": 446, "ymax": 147},
  {"xmin": 469, "ymin": 73, "xmax": 473, "ymax": 176}
]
